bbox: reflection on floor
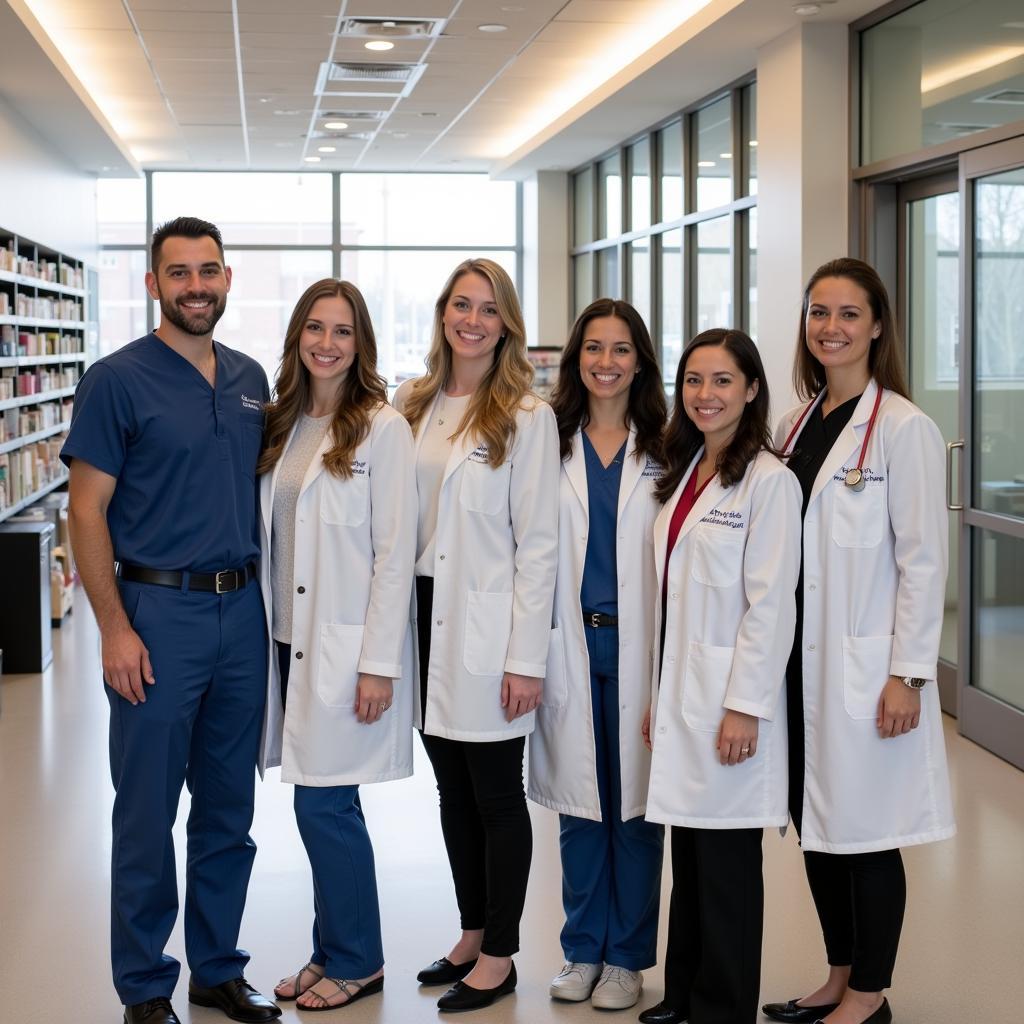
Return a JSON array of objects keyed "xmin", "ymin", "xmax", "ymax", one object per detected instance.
[{"xmin": 1, "ymin": 599, "xmax": 1023, "ymax": 1024}]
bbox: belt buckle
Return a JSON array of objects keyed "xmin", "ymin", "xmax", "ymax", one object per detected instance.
[
  {"xmin": 589, "ymin": 612, "xmax": 601, "ymax": 628},
  {"xmin": 215, "ymin": 570, "xmax": 234, "ymax": 594}
]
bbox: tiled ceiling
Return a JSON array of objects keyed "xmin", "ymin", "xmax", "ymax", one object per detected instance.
[{"xmin": 16, "ymin": 0, "xmax": 693, "ymax": 173}]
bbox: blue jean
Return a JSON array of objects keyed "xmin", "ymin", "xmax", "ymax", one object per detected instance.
[
  {"xmin": 108, "ymin": 579, "xmax": 267, "ymax": 1005},
  {"xmin": 559, "ymin": 624, "xmax": 664, "ymax": 970}
]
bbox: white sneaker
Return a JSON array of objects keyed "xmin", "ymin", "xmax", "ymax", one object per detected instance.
[
  {"xmin": 549, "ymin": 961, "xmax": 603, "ymax": 1001},
  {"xmin": 590, "ymin": 964, "xmax": 643, "ymax": 1010}
]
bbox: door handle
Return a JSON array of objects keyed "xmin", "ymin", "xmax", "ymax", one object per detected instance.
[{"xmin": 946, "ymin": 440, "xmax": 964, "ymax": 511}]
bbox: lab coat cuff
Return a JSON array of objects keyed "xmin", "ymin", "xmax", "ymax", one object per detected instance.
[
  {"xmin": 889, "ymin": 659, "xmax": 936, "ymax": 681},
  {"xmin": 723, "ymin": 696, "xmax": 775, "ymax": 721},
  {"xmin": 503, "ymin": 657, "xmax": 547, "ymax": 678},
  {"xmin": 356, "ymin": 657, "xmax": 402, "ymax": 679}
]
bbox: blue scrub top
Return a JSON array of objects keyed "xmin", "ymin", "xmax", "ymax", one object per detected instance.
[
  {"xmin": 61, "ymin": 333, "xmax": 269, "ymax": 572},
  {"xmin": 579, "ymin": 432, "xmax": 625, "ymax": 617}
]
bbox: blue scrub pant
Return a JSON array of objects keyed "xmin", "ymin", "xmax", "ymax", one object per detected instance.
[
  {"xmin": 558, "ymin": 624, "xmax": 664, "ymax": 970},
  {"xmin": 277, "ymin": 642, "xmax": 384, "ymax": 979},
  {"xmin": 108, "ymin": 579, "xmax": 267, "ymax": 1006}
]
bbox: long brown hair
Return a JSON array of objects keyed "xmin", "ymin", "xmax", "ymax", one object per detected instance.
[
  {"xmin": 258, "ymin": 278, "xmax": 387, "ymax": 478},
  {"xmin": 400, "ymin": 258, "xmax": 533, "ymax": 467},
  {"xmin": 656, "ymin": 329, "xmax": 775, "ymax": 501},
  {"xmin": 794, "ymin": 257, "xmax": 910, "ymax": 401},
  {"xmin": 550, "ymin": 298, "xmax": 666, "ymax": 463}
]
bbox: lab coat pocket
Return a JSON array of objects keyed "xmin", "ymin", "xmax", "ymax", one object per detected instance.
[
  {"xmin": 317, "ymin": 623, "xmax": 364, "ymax": 708},
  {"xmin": 543, "ymin": 627, "xmax": 568, "ymax": 710},
  {"xmin": 681, "ymin": 641, "xmax": 734, "ymax": 733},
  {"xmin": 690, "ymin": 524, "xmax": 744, "ymax": 587},
  {"xmin": 842, "ymin": 634, "xmax": 893, "ymax": 720},
  {"xmin": 832, "ymin": 481, "xmax": 885, "ymax": 548},
  {"xmin": 459, "ymin": 460, "xmax": 510, "ymax": 515},
  {"xmin": 463, "ymin": 590, "xmax": 514, "ymax": 676},
  {"xmin": 320, "ymin": 475, "xmax": 368, "ymax": 527}
]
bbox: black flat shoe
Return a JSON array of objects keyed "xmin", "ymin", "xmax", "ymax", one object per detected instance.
[
  {"xmin": 763, "ymin": 997, "xmax": 840, "ymax": 1023},
  {"xmin": 124, "ymin": 998, "xmax": 180, "ymax": 1024},
  {"xmin": 188, "ymin": 977, "xmax": 282, "ymax": 1023},
  {"xmin": 437, "ymin": 962, "xmax": 517, "ymax": 1013},
  {"xmin": 638, "ymin": 1000, "xmax": 687, "ymax": 1023},
  {"xmin": 813, "ymin": 998, "xmax": 891, "ymax": 1024},
  {"xmin": 417, "ymin": 956, "xmax": 478, "ymax": 986}
]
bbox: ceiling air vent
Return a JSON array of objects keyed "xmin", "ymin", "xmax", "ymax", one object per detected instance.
[
  {"xmin": 338, "ymin": 17, "xmax": 445, "ymax": 40},
  {"xmin": 974, "ymin": 89, "xmax": 1024, "ymax": 105},
  {"xmin": 321, "ymin": 110, "xmax": 388, "ymax": 122},
  {"xmin": 315, "ymin": 61, "xmax": 426, "ymax": 98}
]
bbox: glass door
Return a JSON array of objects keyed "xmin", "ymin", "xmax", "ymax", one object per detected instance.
[
  {"xmin": 898, "ymin": 174, "xmax": 960, "ymax": 714},
  {"xmin": 959, "ymin": 137, "xmax": 1024, "ymax": 769}
]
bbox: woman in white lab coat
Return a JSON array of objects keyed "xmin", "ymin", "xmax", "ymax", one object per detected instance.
[
  {"xmin": 762, "ymin": 258, "xmax": 955, "ymax": 1024},
  {"xmin": 256, "ymin": 279, "xmax": 417, "ymax": 1012},
  {"xmin": 528, "ymin": 299, "xmax": 667, "ymax": 1011},
  {"xmin": 639, "ymin": 328, "xmax": 802, "ymax": 1024},
  {"xmin": 393, "ymin": 258, "xmax": 559, "ymax": 1013}
]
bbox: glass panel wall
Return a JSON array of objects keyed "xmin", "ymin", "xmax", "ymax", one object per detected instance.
[
  {"xmin": 696, "ymin": 96, "xmax": 733, "ymax": 211},
  {"xmin": 629, "ymin": 138, "xmax": 652, "ymax": 232}
]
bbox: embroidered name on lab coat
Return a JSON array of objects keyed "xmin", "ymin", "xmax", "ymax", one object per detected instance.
[
  {"xmin": 350, "ymin": 460, "xmax": 367, "ymax": 476},
  {"xmin": 241, "ymin": 394, "xmax": 262, "ymax": 412},
  {"xmin": 833, "ymin": 466, "xmax": 884, "ymax": 483},
  {"xmin": 642, "ymin": 455, "xmax": 665, "ymax": 480},
  {"xmin": 467, "ymin": 444, "xmax": 490, "ymax": 464},
  {"xmin": 699, "ymin": 509, "xmax": 745, "ymax": 530}
]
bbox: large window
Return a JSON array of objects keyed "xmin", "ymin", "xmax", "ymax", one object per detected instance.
[
  {"xmin": 570, "ymin": 80, "xmax": 757, "ymax": 387},
  {"xmin": 96, "ymin": 173, "xmax": 520, "ymax": 385}
]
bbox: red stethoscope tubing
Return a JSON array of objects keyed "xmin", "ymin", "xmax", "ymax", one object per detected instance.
[{"xmin": 782, "ymin": 386, "xmax": 884, "ymax": 481}]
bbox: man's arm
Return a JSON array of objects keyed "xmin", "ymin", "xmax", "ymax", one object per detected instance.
[{"xmin": 68, "ymin": 459, "xmax": 154, "ymax": 704}]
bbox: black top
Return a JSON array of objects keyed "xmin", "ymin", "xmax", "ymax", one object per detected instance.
[{"xmin": 786, "ymin": 393, "xmax": 861, "ymax": 516}]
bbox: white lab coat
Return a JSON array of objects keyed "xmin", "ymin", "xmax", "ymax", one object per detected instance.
[
  {"xmin": 528, "ymin": 427, "xmax": 662, "ymax": 822},
  {"xmin": 257, "ymin": 403, "xmax": 417, "ymax": 786},
  {"xmin": 776, "ymin": 380, "xmax": 956, "ymax": 853},
  {"xmin": 646, "ymin": 449, "xmax": 801, "ymax": 829},
  {"xmin": 395, "ymin": 381, "xmax": 560, "ymax": 742}
]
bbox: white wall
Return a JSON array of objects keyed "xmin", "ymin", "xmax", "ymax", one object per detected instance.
[
  {"xmin": 0, "ymin": 93, "xmax": 98, "ymax": 262},
  {"xmin": 522, "ymin": 170, "xmax": 570, "ymax": 347},
  {"xmin": 756, "ymin": 22, "xmax": 849, "ymax": 419}
]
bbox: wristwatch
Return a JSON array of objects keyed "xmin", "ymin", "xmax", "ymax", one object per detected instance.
[{"xmin": 901, "ymin": 676, "xmax": 927, "ymax": 690}]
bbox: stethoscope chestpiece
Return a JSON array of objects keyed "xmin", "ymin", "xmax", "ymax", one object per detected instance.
[{"xmin": 844, "ymin": 467, "xmax": 866, "ymax": 492}]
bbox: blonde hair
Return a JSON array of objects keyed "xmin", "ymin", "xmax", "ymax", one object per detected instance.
[
  {"xmin": 258, "ymin": 278, "xmax": 387, "ymax": 478},
  {"xmin": 401, "ymin": 258, "xmax": 534, "ymax": 467}
]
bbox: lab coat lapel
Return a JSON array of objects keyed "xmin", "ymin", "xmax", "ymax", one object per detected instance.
[
  {"xmin": 617, "ymin": 424, "xmax": 644, "ymax": 520},
  {"xmin": 809, "ymin": 379, "xmax": 882, "ymax": 507},
  {"xmin": 260, "ymin": 421, "xmax": 297, "ymax": 543},
  {"xmin": 297, "ymin": 428, "xmax": 333, "ymax": 499},
  {"xmin": 653, "ymin": 449, "xmax": 701, "ymax": 595},
  {"xmin": 565, "ymin": 431, "xmax": 588, "ymax": 514}
]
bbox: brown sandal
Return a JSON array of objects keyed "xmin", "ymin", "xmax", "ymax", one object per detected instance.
[
  {"xmin": 274, "ymin": 962, "xmax": 325, "ymax": 1001},
  {"xmin": 296, "ymin": 975, "xmax": 384, "ymax": 1012}
]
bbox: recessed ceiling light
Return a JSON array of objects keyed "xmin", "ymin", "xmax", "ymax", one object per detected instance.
[
  {"xmin": 391, "ymin": 132, "xmax": 409, "ymax": 139},
  {"xmin": 719, "ymin": 152, "xmax": 732, "ymax": 159},
  {"xmin": 274, "ymin": 109, "xmax": 302, "ymax": 116},
  {"xmin": 323, "ymin": 121, "xmax": 349, "ymax": 130},
  {"xmin": 304, "ymin": 156, "xmax": 321, "ymax": 163},
  {"xmin": 419, "ymin": 111, "xmax": 438, "ymax": 117},
  {"xmin": 365, "ymin": 40, "xmax": 394, "ymax": 51},
  {"xmin": 749, "ymin": 140, "xmax": 758, "ymax": 147},
  {"xmin": 258, "ymin": 97, "xmax": 270, "ymax": 103},
  {"xmin": 793, "ymin": 3, "xmax": 821, "ymax": 15},
  {"xmin": 478, "ymin": 24, "xmax": 507, "ymax": 32},
  {"xmin": 500, "ymin": 5, "xmax": 525, "ymax": 10},
  {"xmin": 697, "ymin": 160, "xmax": 716, "ymax": 168},
  {"xmin": 318, "ymin": 145, "xmax": 337, "ymax": 153}
]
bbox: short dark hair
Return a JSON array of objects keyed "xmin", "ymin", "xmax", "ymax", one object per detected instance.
[
  {"xmin": 656, "ymin": 328, "xmax": 775, "ymax": 501},
  {"xmin": 549, "ymin": 298, "xmax": 666, "ymax": 463},
  {"xmin": 151, "ymin": 217, "xmax": 224, "ymax": 273}
]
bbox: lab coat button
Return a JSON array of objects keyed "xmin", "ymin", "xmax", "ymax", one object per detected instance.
[
  {"xmin": 808, "ymin": 643, "xmax": 816, "ymax": 651},
  {"xmin": 436, "ymin": 619, "xmax": 443, "ymax": 626},
  {"xmin": 296, "ymin": 586, "xmax": 305, "ymax": 594},
  {"xmin": 809, "ymin": 583, "xmax": 817, "ymax": 591},
  {"xmin": 658, "ymin": 726, "xmax": 666, "ymax": 735},
  {"xmin": 671, "ymin": 592, "xmax": 679, "ymax": 600},
  {"xmin": 439, "ymin": 554, "xmax": 446, "ymax": 560},
  {"xmin": 668, "ymin": 655, "xmax": 676, "ymax": 663},
  {"xmin": 295, "ymin": 651, "xmax": 303, "ymax": 660}
]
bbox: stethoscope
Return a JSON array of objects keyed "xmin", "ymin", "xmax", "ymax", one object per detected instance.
[{"xmin": 782, "ymin": 386, "xmax": 884, "ymax": 492}]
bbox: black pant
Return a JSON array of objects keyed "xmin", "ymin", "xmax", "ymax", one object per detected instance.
[
  {"xmin": 803, "ymin": 849, "xmax": 905, "ymax": 992},
  {"xmin": 663, "ymin": 826, "xmax": 764, "ymax": 1024},
  {"xmin": 416, "ymin": 575, "xmax": 532, "ymax": 958}
]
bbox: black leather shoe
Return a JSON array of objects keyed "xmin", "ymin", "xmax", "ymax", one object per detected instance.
[
  {"xmin": 188, "ymin": 977, "xmax": 282, "ymax": 1022},
  {"xmin": 124, "ymin": 998, "xmax": 181, "ymax": 1024},
  {"xmin": 638, "ymin": 1000, "xmax": 687, "ymax": 1023},
  {"xmin": 813, "ymin": 998, "xmax": 891, "ymax": 1024},
  {"xmin": 437, "ymin": 961, "xmax": 517, "ymax": 1012},
  {"xmin": 763, "ymin": 997, "xmax": 840, "ymax": 1023},
  {"xmin": 417, "ymin": 956, "xmax": 478, "ymax": 986}
]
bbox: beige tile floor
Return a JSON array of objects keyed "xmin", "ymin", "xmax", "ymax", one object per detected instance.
[{"xmin": 1, "ymin": 598, "xmax": 1022, "ymax": 1024}]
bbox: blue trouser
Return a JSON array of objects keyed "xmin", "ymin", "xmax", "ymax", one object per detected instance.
[
  {"xmin": 293, "ymin": 786, "xmax": 385, "ymax": 978},
  {"xmin": 108, "ymin": 579, "xmax": 267, "ymax": 1006},
  {"xmin": 559, "ymin": 624, "xmax": 664, "ymax": 970}
]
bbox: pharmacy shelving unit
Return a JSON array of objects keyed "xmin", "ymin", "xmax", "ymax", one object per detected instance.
[{"xmin": 0, "ymin": 227, "xmax": 91, "ymax": 524}]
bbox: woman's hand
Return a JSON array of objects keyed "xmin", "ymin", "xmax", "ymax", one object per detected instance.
[
  {"xmin": 501, "ymin": 672, "xmax": 542, "ymax": 721},
  {"xmin": 641, "ymin": 706, "xmax": 653, "ymax": 751},
  {"xmin": 717, "ymin": 710, "xmax": 759, "ymax": 765},
  {"xmin": 355, "ymin": 674, "xmax": 394, "ymax": 724},
  {"xmin": 877, "ymin": 675, "xmax": 921, "ymax": 738}
]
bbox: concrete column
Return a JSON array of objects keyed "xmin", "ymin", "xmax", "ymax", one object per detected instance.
[{"xmin": 522, "ymin": 170, "xmax": 570, "ymax": 347}]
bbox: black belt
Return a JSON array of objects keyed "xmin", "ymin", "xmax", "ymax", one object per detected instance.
[
  {"xmin": 116, "ymin": 562, "xmax": 257, "ymax": 594},
  {"xmin": 583, "ymin": 611, "xmax": 618, "ymax": 628}
]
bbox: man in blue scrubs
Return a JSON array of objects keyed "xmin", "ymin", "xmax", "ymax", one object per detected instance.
[{"xmin": 63, "ymin": 217, "xmax": 279, "ymax": 1024}]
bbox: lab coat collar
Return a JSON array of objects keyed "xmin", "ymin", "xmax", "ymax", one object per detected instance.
[
  {"xmin": 809, "ymin": 378, "xmax": 884, "ymax": 506},
  {"xmin": 565, "ymin": 430, "xmax": 588, "ymax": 514},
  {"xmin": 617, "ymin": 424, "xmax": 645, "ymax": 520}
]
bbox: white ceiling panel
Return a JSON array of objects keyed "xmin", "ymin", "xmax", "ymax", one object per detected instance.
[{"xmin": 133, "ymin": 11, "xmax": 235, "ymax": 32}]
